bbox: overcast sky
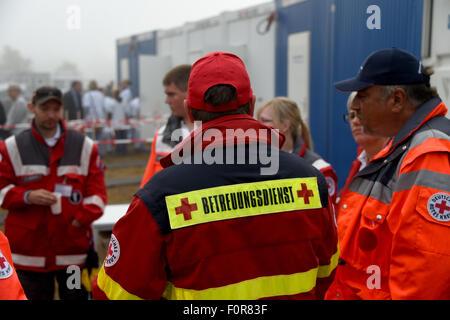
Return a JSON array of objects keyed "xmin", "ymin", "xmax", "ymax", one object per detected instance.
[{"xmin": 0, "ymin": 0, "xmax": 270, "ymax": 85}]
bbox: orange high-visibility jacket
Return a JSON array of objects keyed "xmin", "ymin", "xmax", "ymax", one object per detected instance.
[
  {"xmin": 140, "ymin": 123, "xmax": 191, "ymax": 188},
  {"xmin": 326, "ymin": 97, "xmax": 450, "ymax": 300},
  {"xmin": 0, "ymin": 231, "xmax": 27, "ymax": 300}
]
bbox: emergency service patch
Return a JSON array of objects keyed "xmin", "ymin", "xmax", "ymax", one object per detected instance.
[
  {"xmin": 104, "ymin": 234, "xmax": 120, "ymax": 267},
  {"xmin": 325, "ymin": 176, "xmax": 336, "ymax": 197},
  {"xmin": 0, "ymin": 249, "xmax": 13, "ymax": 279},
  {"xmin": 165, "ymin": 177, "xmax": 322, "ymax": 230},
  {"xmin": 427, "ymin": 192, "xmax": 450, "ymax": 222},
  {"xmin": 69, "ymin": 190, "xmax": 82, "ymax": 205}
]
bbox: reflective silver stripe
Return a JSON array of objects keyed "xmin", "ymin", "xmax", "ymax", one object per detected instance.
[
  {"xmin": 83, "ymin": 195, "xmax": 105, "ymax": 211},
  {"xmin": 57, "ymin": 165, "xmax": 83, "ymax": 176},
  {"xmin": 5, "ymin": 136, "xmax": 49, "ymax": 176},
  {"xmin": 12, "ymin": 253, "xmax": 46, "ymax": 267},
  {"xmin": 57, "ymin": 137, "xmax": 94, "ymax": 176},
  {"xmin": 55, "ymin": 254, "xmax": 87, "ymax": 266},
  {"xmin": 312, "ymin": 159, "xmax": 330, "ymax": 171},
  {"xmin": 409, "ymin": 129, "xmax": 450, "ymax": 150},
  {"xmin": 395, "ymin": 170, "xmax": 450, "ymax": 193},
  {"xmin": 79, "ymin": 137, "xmax": 94, "ymax": 176},
  {"xmin": 0, "ymin": 184, "xmax": 15, "ymax": 206},
  {"xmin": 348, "ymin": 177, "xmax": 393, "ymax": 205}
]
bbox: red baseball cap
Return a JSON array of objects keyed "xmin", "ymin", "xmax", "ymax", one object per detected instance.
[{"xmin": 187, "ymin": 52, "xmax": 253, "ymax": 112}]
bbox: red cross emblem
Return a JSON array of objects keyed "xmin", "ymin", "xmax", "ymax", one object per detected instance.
[
  {"xmin": 0, "ymin": 250, "xmax": 12, "ymax": 279},
  {"xmin": 427, "ymin": 193, "xmax": 450, "ymax": 222},
  {"xmin": 0, "ymin": 256, "xmax": 6, "ymax": 269},
  {"xmin": 107, "ymin": 242, "xmax": 114, "ymax": 258},
  {"xmin": 435, "ymin": 200, "xmax": 450, "ymax": 214},
  {"xmin": 175, "ymin": 198, "xmax": 198, "ymax": 221},
  {"xmin": 297, "ymin": 183, "xmax": 314, "ymax": 204}
]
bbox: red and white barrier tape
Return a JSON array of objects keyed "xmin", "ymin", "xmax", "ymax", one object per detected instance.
[
  {"xmin": 95, "ymin": 138, "xmax": 154, "ymax": 145},
  {"xmin": 0, "ymin": 114, "xmax": 168, "ymax": 131}
]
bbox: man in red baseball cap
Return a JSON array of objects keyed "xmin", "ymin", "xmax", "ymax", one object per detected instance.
[{"xmin": 93, "ymin": 52, "xmax": 338, "ymax": 300}]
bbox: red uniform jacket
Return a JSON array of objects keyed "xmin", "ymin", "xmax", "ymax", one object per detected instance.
[
  {"xmin": 0, "ymin": 120, "xmax": 107, "ymax": 272},
  {"xmin": 93, "ymin": 115, "xmax": 338, "ymax": 300}
]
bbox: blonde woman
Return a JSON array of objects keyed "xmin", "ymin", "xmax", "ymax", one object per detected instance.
[{"xmin": 257, "ymin": 97, "xmax": 338, "ymax": 202}]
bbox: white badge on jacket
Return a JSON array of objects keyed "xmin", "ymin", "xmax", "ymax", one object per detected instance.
[{"xmin": 54, "ymin": 184, "xmax": 73, "ymax": 197}]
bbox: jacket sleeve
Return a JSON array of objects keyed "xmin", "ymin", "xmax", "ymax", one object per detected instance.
[
  {"xmin": 315, "ymin": 195, "xmax": 339, "ymax": 299},
  {"xmin": 0, "ymin": 141, "xmax": 29, "ymax": 210},
  {"xmin": 92, "ymin": 196, "xmax": 167, "ymax": 300},
  {"xmin": 389, "ymin": 150, "xmax": 450, "ymax": 299},
  {"xmin": 0, "ymin": 231, "xmax": 27, "ymax": 300},
  {"xmin": 320, "ymin": 166, "xmax": 338, "ymax": 205},
  {"xmin": 74, "ymin": 142, "xmax": 107, "ymax": 226}
]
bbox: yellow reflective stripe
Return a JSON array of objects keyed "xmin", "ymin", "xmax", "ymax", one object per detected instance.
[
  {"xmin": 97, "ymin": 265, "xmax": 143, "ymax": 300},
  {"xmin": 317, "ymin": 247, "xmax": 340, "ymax": 278},
  {"xmin": 166, "ymin": 177, "xmax": 322, "ymax": 230},
  {"xmin": 162, "ymin": 268, "xmax": 319, "ymax": 300}
]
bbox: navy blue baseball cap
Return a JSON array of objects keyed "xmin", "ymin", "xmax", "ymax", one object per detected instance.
[{"xmin": 334, "ymin": 47, "xmax": 430, "ymax": 92}]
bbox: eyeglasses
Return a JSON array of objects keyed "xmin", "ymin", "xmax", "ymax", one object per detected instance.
[{"xmin": 343, "ymin": 111, "xmax": 357, "ymax": 123}]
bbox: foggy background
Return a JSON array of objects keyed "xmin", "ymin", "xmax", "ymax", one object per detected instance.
[{"xmin": 0, "ymin": 0, "xmax": 268, "ymax": 87}]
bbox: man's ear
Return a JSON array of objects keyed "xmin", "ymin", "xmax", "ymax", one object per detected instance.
[
  {"xmin": 184, "ymin": 99, "xmax": 195, "ymax": 123},
  {"xmin": 391, "ymin": 88, "xmax": 408, "ymax": 113},
  {"xmin": 27, "ymin": 103, "xmax": 34, "ymax": 113},
  {"xmin": 249, "ymin": 94, "xmax": 256, "ymax": 117}
]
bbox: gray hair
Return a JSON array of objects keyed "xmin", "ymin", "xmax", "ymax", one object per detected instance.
[
  {"xmin": 380, "ymin": 84, "xmax": 437, "ymax": 109},
  {"xmin": 346, "ymin": 92, "xmax": 357, "ymax": 110},
  {"xmin": 379, "ymin": 66, "xmax": 437, "ymax": 108}
]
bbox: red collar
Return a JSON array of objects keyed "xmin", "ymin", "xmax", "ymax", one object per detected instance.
[{"xmin": 160, "ymin": 114, "xmax": 285, "ymax": 168}]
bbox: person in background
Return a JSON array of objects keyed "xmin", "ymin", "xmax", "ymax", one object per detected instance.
[
  {"xmin": 102, "ymin": 88, "xmax": 117, "ymax": 155},
  {"xmin": 119, "ymin": 79, "xmax": 133, "ymax": 113},
  {"xmin": 257, "ymin": 97, "xmax": 338, "ymax": 203},
  {"xmin": 0, "ymin": 100, "xmax": 9, "ymax": 139},
  {"xmin": 337, "ymin": 92, "xmax": 387, "ymax": 206},
  {"xmin": 128, "ymin": 96, "xmax": 143, "ymax": 153},
  {"xmin": 140, "ymin": 65, "xmax": 194, "ymax": 187},
  {"xmin": 82, "ymin": 80, "xmax": 105, "ymax": 155},
  {"xmin": 63, "ymin": 81, "xmax": 83, "ymax": 121},
  {"xmin": 6, "ymin": 85, "xmax": 29, "ymax": 136},
  {"xmin": 0, "ymin": 86, "xmax": 107, "ymax": 300},
  {"xmin": 325, "ymin": 47, "xmax": 450, "ymax": 299},
  {"xmin": 104, "ymin": 88, "xmax": 128, "ymax": 155},
  {"xmin": 93, "ymin": 51, "xmax": 338, "ymax": 300}
]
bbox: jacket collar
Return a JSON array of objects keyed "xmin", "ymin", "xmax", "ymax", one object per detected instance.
[
  {"xmin": 292, "ymin": 136, "xmax": 306, "ymax": 156},
  {"xmin": 31, "ymin": 119, "xmax": 68, "ymax": 147},
  {"xmin": 373, "ymin": 96, "xmax": 446, "ymax": 160},
  {"xmin": 160, "ymin": 114, "xmax": 285, "ymax": 168}
]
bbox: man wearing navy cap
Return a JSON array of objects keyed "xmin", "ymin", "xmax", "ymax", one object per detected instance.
[
  {"xmin": 326, "ymin": 48, "xmax": 450, "ymax": 300},
  {"xmin": 93, "ymin": 52, "xmax": 338, "ymax": 300}
]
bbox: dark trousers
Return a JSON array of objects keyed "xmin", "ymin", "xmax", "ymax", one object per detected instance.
[{"xmin": 17, "ymin": 269, "xmax": 88, "ymax": 300}]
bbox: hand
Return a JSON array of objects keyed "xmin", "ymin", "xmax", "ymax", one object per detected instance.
[{"xmin": 27, "ymin": 189, "xmax": 57, "ymax": 206}]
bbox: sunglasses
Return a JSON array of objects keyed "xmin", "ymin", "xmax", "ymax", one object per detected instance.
[{"xmin": 343, "ymin": 111, "xmax": 357, "ymax": 123}]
